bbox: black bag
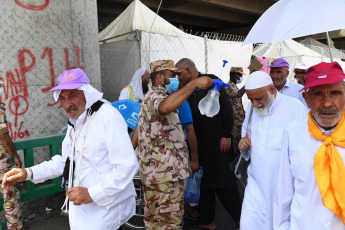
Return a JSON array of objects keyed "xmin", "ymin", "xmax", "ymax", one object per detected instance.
[
  {"xmin": 61, "ymin": 157, "xmax": 75, "ymax": 191},
  {"xmin": 230, "ymin": 153, "xmax": 250, "ymax": 189},
  {"xmin": 230, "ymin": 105, "xmax": 253, "ymax": 190}
]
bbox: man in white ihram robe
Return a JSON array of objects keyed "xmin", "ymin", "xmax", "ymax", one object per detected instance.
[{"xmin": 238, "ymin": 71, "xmax": 307, "ymax": 230}]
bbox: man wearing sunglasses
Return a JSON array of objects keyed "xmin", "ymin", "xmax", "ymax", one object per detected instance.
[{"xmin": 294, "ymin": 63, "xmax": 308, "ymax": 85}]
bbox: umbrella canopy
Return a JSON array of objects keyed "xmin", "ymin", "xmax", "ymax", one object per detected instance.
[
  {"xmin": 112, "ymin": 100, "xmax": 141, "ymax": 130},
  {"xmin": 243, "ymin": 0, "xmax": 345, "ymax": 45}
]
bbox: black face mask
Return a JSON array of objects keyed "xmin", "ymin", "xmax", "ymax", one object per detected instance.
[{"xmin": 142, "ymin": 80, "xmax": 149, "ymax": 94}]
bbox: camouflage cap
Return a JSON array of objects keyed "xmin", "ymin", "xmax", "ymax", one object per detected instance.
[
  {"xmin": 230, "ymin": 67, "xmax": 245, "ymax": 75},
  {"xmin": 248, "ymin": 59, "xmax": 263, "ymax": 73},
  {"xmin": 149, "ymin": 60, "xmax": 180, "ymax": 73}
]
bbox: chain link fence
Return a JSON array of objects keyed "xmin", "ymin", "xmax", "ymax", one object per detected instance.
[
  {"xmin": 99, "ymin": 30, "xmax": 252, "ymax": 103},
  {"xmin": 1, "ymin": 0, "xmax": 99, "ymax": 163}
]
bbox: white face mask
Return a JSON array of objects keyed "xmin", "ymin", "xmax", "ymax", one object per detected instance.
[
  {"xmin": 236, "ymin": 77, "xmax": 243, "ymax": 84},
  {"xmin": 0, "ymin": 88, "xmax": 4, "ymax": 96}
]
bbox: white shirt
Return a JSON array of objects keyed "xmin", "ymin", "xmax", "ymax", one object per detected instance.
[
  {"xmin": 274, "ymin": 119, "xmax": 345, "ymax": 230},
  {"xmin": 119, "ymin": 87, "xmax": 131, "ymax": 100},
  {"xmin": 31, "ymin": 103, "xmax": 139, "ymax": 230},
  {"xmin": 240, "ymin": 93, "xmax": 308, "ymax": 230},
  {"xmin": 280, "ymin": 81, "xmax": 307, "ymax": 107}
]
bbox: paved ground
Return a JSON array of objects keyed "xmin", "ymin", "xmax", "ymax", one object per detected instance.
[{"xmin": 0, "ymin": 192, "xmax": 238, "ymax": 230}]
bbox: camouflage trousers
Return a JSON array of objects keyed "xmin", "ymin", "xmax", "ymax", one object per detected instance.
[
  {"xmin": 142, "ymin": 179, "xmax": 184, "ymax": 230},
  {"xmin": 0, "ymin": 152, "xmax": 23, "ymax": 230}
]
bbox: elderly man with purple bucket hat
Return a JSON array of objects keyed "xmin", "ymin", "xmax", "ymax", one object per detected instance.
[
  {"xmin": 269, "ymin": 58, "xmax": 307, "ymax": 106},
  {"xmin": 2, "ymin": 68, "xmax": 139, "ymax": 230}
]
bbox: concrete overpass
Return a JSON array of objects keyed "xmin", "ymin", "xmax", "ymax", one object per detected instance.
[{"xmin": 97, "ymin": 0, "xmax": 345, "ymax": 50}]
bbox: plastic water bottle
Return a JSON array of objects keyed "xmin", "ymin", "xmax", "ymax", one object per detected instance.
[
  {"xmin": 193, "ymin": 166, "xmax": 203, "ymax": 202},
  {"xmin": 198, "ymin": 79, "xmax": 229, "ymax": 117}
]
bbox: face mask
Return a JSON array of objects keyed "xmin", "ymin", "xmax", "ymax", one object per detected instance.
[
  {"xmin": 165, "ymin": 78, "xmax": 179, "ymax": 93},
  {"xmin": 236, "ymin": 77, "xmax": 243, "ymax": 84},
  {"xmin": 0, "ymin": 88, "xmax": 4, "ymax": 96}
]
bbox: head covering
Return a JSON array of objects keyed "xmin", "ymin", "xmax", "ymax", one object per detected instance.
[
  {"xmin": 245, "ymin": 71, "xmax": 273, "ymax": 90},
  {"xmin": 51, "ymin": 69, "xmax": 104, "ymax": 110},
  {"xmin": 269, "ymin": 58, "xmax": 290, "ymax": 68},
  {"xmin": 129, "ymin": 67, "xmax": 146, "ymax": 101},
  {"xmin": 150, "ymin": 60, "xmax": 180, "ymax": 72},
  {"xmin": 295, "ymin": 63, "xmax": 308, "ymax": 70},
  {"xmin": 301, "ymin": 62, "xmax": 345, "ymax": 91},
  {"xmin": 230, "ymin": 67, "xmax": 245, "ymax": 75},
  {"xmin": 248, "ymin": 59, "xmax": 263, "ymax": 73},
  {"xmin": 49, "ymin": 68, "xmax": 90, "ymax": 91}
]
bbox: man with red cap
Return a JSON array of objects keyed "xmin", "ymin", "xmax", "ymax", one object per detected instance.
[
  {"xmin": 2, "ymin": 68, "xmax": 139, "ymax": 230},
  {"xmin": 274, "ymin": 62, "xmax": 345, "ymax": 230}
]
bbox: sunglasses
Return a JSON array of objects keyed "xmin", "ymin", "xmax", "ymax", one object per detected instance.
[{"xmin": 294, "ymin": 71, "xmax": 306, "ymax": 74}]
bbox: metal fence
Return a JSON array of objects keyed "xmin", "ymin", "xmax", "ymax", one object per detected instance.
[{"xmin": 99, "ymin": 30, "xmax": 252, "ymax": 102}]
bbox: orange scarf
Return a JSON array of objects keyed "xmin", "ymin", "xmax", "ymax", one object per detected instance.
[{"xmin": 308, "ymin": 111, "xmax": 345, "ymax": 224}]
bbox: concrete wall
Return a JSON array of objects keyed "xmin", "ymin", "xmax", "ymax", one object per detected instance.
[{"xmin": 0, "ymin": 0, "xmax": 100, "ymax": 142}]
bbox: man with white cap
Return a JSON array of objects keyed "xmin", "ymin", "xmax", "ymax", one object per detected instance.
[
  {"xmin": 274, "ymin": 62, "xmax": 345, "ymax": 230},
  {"xmin": 2, "ymin": 68, "xmax": 139, "ymax": 230},
  {"xmin": 119, "ymin": 67, "xmax": 150, "ymax": 102},
  {"xmin": 293, "ymin": 63, "xmax": 308, "ymax": 85},
  {"xmin": 269, "ymin": 58, "xmax": 306, "ymax": 106},
  {"xmin": 238, "ymin": 71, "xmax": 307, "ymax": 230}
]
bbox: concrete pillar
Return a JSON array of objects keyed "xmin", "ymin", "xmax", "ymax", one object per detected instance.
[{"xmin": 0, "ymin": 0, "xmax": 100, "ymax": 141}]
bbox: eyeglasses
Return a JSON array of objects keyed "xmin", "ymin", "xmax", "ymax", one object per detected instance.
[{"xmin": 294, "ymin": 71, "xmax": 306, "ymax": 74}]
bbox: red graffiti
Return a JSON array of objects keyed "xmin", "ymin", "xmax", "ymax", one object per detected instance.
[
  {"xmin": 0, "ymin": 45, "xmax": 83, "ymax": 140},
  {"xmin": 14, "ymin": 0, "xmax": 49, "ymax": 11},
  {"xmin": 65, "ymin": 46, "xmax": 85, "ymax": 70},
  {"xmin": 41, "ymin": 47, "xmax": 55, "ymax": 93}
]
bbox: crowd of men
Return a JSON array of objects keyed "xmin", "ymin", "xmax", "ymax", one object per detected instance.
[{"xmin": 0, "ymin": 57, "xmax": 344, "ymax": 230}]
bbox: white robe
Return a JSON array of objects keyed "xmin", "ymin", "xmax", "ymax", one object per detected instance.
[
  {"xmin": 279, "ymin": 81, "xmax": 307, "ymax": 107},
  {"xmin": 274, "ymin": 119, "xmax": 345, "ymax": 230},
  {"xmin": 31, "ymin": 103, "xmax": 139, "ymax": 230},
  {"xmin": 240, "ymin": 93, "xmax": 308, "ymax": 230}
]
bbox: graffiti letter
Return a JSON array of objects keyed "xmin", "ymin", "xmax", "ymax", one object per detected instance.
[
  {"xmin": 41, "ymin": 47, "xmax": 55, "ymax": 92},
  {"xmin": 14, "ymin": 0, "xmax": 49, "ymax": 11}
]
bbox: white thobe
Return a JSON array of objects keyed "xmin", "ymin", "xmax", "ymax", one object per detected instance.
[
  {"xmin": 279, "ymin": 81, "xmax": 307, "ymax": 107},
  {"xmin": 31, "ymin": 103, "xmax": 139, "ymax": 230},
  {"xmin": 240, "ymin": 93, "xmax": 308, "ymax": 230},
  {"xmin": 274, "ymin": 119, "xmax": 345, "ymax": 230}
]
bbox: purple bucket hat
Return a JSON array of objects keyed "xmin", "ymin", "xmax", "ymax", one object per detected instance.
[
  {"xmin": 269, "ymin": 58, "xmax": 290, "ymax": 68},
  {"xmin": 49, "ymin": 68, "xmax": 90, "ymax": 91}
]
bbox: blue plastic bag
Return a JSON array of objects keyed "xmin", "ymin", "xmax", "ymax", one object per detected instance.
[{"xmin": 184, "ymin": 167, "xmax": 203, "ymax": 203}]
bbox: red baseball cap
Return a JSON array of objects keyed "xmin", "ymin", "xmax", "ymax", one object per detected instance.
[{"xmin": 300, "ymin": 62, "xmax": 345, "ymax": 91}]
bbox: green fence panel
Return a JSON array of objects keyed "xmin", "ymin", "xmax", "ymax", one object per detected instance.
[{"xmin": 0, "ymin": 135, "xmax": 65, "ymax": 214}]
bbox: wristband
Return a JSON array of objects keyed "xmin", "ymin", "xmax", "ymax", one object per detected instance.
[{"xmin": 25, "ymin": 168, "xmax": 33, "ymax": 181}]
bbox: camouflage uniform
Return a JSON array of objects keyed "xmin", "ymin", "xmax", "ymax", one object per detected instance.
[
  {"xmin": 0, "ymin": 103, "xmax": 23, "ymax": 230},
  {"xmin": 225, "ymin": 83, "xmax": 245, "ymax": 157},
  {"xmin": 138, "ymin": 85, "xmax": 190, "ymax": 229}
]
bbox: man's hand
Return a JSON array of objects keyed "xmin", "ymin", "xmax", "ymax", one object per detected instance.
[
  {"xmin": 2, "ymin": 168, "xmax": 27, "ymax": 190},
  {"xmin": 194, "ymin": 76, "xmax": 214, "ymax": 90},
  {"xmin": 13, "ymin": 155, "xmax": 22, "ymax": 168},
  {"xmin": 190, "ymin": 158, "xmax": 199, "ymax": 173},
  {"xmin": 66, "ymin": 187, "xmax": 93, "ymax": 205},
  {"xmin": 220, "ymin": 137, "xmax": 231, "ymax": 153},
  {"xmin": 238, "ymin": 132, "xmax": 251, "ymax": 151}
]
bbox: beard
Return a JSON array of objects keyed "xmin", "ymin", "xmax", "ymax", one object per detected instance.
[
  {"xmin": 142, "ymin": 80, "xmax": 149, "ymax": 94},
  {"xmin": 254, "ymin": 91, "xmax": 275, "ymax": 116}
]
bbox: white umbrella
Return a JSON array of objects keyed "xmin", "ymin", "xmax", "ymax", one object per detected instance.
[{"xmin": 243, "ymin": 0, "xmax": 345, "ymax": 61}]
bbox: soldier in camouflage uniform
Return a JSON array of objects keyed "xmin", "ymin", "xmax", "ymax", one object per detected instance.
[
  {"xmin": 137, "ymin": 60, "xmax": 214, "ymax": 230},
  {"xmin": 0, "ymin": 99, "xmax": 23, "ymax": 230},
  {"xmin": 225, "ymin": 67, "xmax": 246, "ymax": 157}
]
